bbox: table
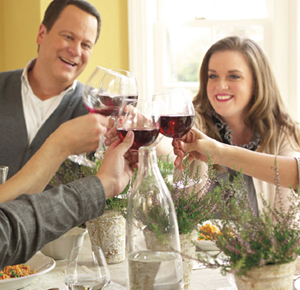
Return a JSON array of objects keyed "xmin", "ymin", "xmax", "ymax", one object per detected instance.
[{"xmin": 24, "ymin": 235, "xmax": 234, "ymax": 290}]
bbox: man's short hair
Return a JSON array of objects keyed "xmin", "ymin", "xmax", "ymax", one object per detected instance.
[{"xmin": 42, "ymin": 0, "xmax": 101, "ymax": 43}]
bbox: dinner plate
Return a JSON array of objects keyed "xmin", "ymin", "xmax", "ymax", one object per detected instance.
[
  {"xmin": 196, "ymin": 240, "xmax": 220, "ymax": 252},
  {"xmin": 196, "ymin": 220, "xmax": 222, "ymax": 252},
  {"xmin": 0, "ymin": 251, "xmax": 56, "ymax": 290}
]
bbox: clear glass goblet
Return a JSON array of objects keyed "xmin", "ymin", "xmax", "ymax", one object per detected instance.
[
  {"xmin": 69, "ymin": 66, "xmax": 138, "ymax": 168},
  {"xmin": 65, "ymin": 245, "xmax": 110, "ymax": 290}
]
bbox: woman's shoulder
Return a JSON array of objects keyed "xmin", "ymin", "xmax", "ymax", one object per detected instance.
[{"xmin": 194, "ymin": 111, "xmax": 208, "ymax": 133}]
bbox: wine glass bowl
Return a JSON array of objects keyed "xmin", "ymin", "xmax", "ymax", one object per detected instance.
[
  {"xmin": 65, "ymin": 245, "xmax": 110, "ymax": 290},
  {"xmin": 83, "ymin": 67, "xmax": 138, "ymax": 117},
  {"xmin": 116, "ymin": 99, "xmax": 160, "ymax": 150},
  {"xmin": 69, "ymin": 67, "xmax": 138, "ymax": 168},
  {"xmin": 153, "ymin": 88, "xmax": 195, "ymax": 139}
]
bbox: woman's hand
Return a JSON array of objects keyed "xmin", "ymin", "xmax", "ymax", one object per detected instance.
[{"xmin": 172, "ymin": 128, "xmax": 223, "ymax": 169}]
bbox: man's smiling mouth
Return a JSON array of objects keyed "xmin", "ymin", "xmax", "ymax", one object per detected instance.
[{"xmin": 60, "ymin": 57, "xmax": 76, "ymax": 67}]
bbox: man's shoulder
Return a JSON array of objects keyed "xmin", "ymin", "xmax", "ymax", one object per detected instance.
[
  {"xmin": 0, "ymin": 69, "xmax": 23, "ymax": 77},
  {"xmin": 0, "ymin": 69, "xmax": 23, "ymax": 83}
]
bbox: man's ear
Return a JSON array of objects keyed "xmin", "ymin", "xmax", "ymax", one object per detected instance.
[{"xmin": 36, "ymin": 23, "xmax": 47, "ymax": 45}]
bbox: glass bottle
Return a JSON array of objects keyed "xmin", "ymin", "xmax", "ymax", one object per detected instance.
[{"xmin": 126, "ymin": 146, "xmax": 183, "ymax": 290}]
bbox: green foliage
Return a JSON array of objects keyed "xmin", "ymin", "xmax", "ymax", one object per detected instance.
[
  {"xmin": 50, "ymin": 152, "xmax": 220, "ymax": 236},
  {"xmin": 49, "ymin": 153, "xmax": 130, "ymax": 212},
  {"xmin": 168, "ymin": 155, "xmax": 219, "ymax": 234},
  {"xmin": 133, "ymin": 154, "xmax": 219, "ymax": 235},
  {"xmin": 196, "ymin": 160, "xmax": 300, "ymax": 276}
]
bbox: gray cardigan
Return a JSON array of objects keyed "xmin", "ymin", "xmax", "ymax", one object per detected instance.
[
  {"xmin": 0, "ymin": 176, "xmax": 106, "ymax": 269},
  {"xmin": 0, "ymin": 69, "xmax": 88, "ymax": 179}
]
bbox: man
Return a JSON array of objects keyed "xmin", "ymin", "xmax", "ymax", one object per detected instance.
[
  {"xmin": 0, "ymin": 130, "xmax": 137, "ymax": 269},
  {"xmin": 0, "ymin": 0, "xmax": 100, "ymax": 179}
]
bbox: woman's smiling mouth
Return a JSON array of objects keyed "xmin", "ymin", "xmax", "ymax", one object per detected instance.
[{"xmin": 215, "ymin": 94, "xmax": 233, "ymax": 101}]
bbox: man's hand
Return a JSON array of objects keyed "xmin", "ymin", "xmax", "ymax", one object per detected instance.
[
  {"xmin": 97, "ymin": 130, "xmax": 138, "ymax": 199},
  {"xmin": 52, "ymin": 114, "xmax": 108, "ymax": 158}
]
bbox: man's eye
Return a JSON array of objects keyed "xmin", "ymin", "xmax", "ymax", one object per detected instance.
[
  {"xmin": 64, "ymin": 35, "xmax": 72, "ymax": 40},
  {"xmin": 82, "ymin": 43, "xmax": 92, "ymax": 49}
]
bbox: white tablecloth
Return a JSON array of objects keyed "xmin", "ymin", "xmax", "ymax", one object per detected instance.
[{"xmin": 23, "ymin": 235, "xmax": 234, "ymax": 290}]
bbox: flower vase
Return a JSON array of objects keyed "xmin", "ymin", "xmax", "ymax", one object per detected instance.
[
  {"xmin": 86, "ymin": 210, "xmax": 126, "ymax": 264},
  {"xmin": 234, "ymin": 259, "xmax": 297, "ymax": 290},
  {"xmin": 179, "ymin": 230, "xmax": 198, "ymax": 290}
]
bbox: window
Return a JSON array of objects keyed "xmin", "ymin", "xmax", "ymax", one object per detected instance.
[{"xmin": 128, "ymin": 0, "xmax": 300, "ymax": 121}]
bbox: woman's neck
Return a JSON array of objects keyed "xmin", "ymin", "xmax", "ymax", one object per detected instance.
[{"xmin": 227, "ymin": 122, "xmax": 252, "ymax": 146}]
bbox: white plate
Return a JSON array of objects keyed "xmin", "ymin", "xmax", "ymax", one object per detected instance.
[
  {"xmin": 196, "ymin": 220, "xmax": 222, "ymax": 252},
  {"xmin": 0, "ymin": 251, "xmax": 56, "ymax": 290},
  {"xmin": 196, "ymin": 240, "xmax": 220, "ymax": 252}
]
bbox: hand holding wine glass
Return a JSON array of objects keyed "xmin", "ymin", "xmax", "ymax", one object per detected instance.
[{"xmin": 65, "ymin": 245, "xmax": 110, "ymax": 290}]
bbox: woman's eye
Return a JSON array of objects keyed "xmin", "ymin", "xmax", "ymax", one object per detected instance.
[
  {"xmin": 208, "ymin": 74, "xmax": 217, "ymax": 79},
  {"xmin": 230, "ymin": 74, "xmax": 240, "ymax": 79}
]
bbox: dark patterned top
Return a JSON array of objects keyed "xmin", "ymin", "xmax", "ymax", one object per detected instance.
[{"xmin": 212, "ymin": 111, "xmax": 261, "ymax": 217}]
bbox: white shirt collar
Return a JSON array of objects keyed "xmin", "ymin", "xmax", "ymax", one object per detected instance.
[{"xmin": 21, "ymin": 58, "xmax": 77, "ymax": 95}]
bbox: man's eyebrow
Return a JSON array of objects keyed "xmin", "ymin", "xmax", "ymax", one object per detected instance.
[{"xmin": 59, "ymin": 30, "xmax": 94, "ymax": 45}]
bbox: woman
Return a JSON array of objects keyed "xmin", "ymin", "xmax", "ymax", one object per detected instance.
[{"xmin": 175, "ymin": 36, "xmax": 300, "ymax": 215}]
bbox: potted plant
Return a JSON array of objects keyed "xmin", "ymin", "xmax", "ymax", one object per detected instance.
[{"xmin": 196, "ymin": 160, "xmax": 300, "ymax": 290}]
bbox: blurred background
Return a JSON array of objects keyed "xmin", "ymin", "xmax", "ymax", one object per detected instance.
[
  {"xmin": 1, "ymin": 0, "xmax": 300, "ymax": 120},
  {"xmin": 0, "ymin": 0, "xmax": 129, "ymax": 84}
]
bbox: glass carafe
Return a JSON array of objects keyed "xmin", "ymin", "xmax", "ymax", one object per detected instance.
[{"xmin": 126, "ymin": 146, "xmax": 183, "ymax": 290}]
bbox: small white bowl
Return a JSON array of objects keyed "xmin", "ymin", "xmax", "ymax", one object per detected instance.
[{"xmin": 40, "ymin": 227, "xmax": 87, "ymax": 260}]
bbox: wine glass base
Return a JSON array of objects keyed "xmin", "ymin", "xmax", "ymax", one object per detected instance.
[{"xmin": 68, "ymin": 155, "xmax": 96, "ymax": 168}]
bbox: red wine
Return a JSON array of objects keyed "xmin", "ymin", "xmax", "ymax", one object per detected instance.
[
  {"xmin": 99, "ymin": 94, "xmax": 138, "ymax": 107},
  {"xmin": 85, "ymin": 105, "xmax": 119, "ymax": 116},
  {"xmin": 117, "ymin": 128, "xmax": 159, "ymax": 150},
  {"xmin": 159, "ymin": 115, "xmax": 195, "ymax": 139}
]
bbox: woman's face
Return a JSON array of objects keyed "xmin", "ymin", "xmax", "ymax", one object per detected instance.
[{"xmin": 206, "ymin": 50, "xmax": 254, "ymax": 124}]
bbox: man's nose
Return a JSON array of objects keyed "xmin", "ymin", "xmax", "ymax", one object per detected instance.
[{"xmin": 67, "ymin": 42, "xmax": 81, "ymax": 56}]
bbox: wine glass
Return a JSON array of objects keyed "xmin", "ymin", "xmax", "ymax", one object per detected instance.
[
  {"xmin": 65, "ymin": 245, "xmax": 110, "ymax": 290},
  {"xmin": 116, "ymin": 99, "xmax": 160, "ymax": 193},
  {"xmin": 69, "ymin": 66, "xmax": 138, "ymax": 168},
  {"xmin": 153, "ymin": 88, "xmax": 195, "ymax": 140},
  {"xmin": 0, "ymin": 166, "xmax": 8, "ymax": 184},
  {"xmin": 116, "ymin": 99, "xmax": 160, "ymax": 151},
  {"xmin": 153, "ymin": 88, "xmax": 198, "ymax": 188}
]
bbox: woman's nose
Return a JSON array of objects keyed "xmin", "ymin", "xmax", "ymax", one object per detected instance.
[{"xmin": 216, "ymin": 79, "xmax": 229, "ymax": 90}]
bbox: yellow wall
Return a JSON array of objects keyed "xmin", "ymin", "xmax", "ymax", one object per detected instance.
[{"xmin": 0, "ymin": 0, "xmax": 129, "ymax": 84}]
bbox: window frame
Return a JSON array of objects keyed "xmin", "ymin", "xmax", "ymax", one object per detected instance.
[{"xmin": 128, "ymin": 0, "xmax": 300, "ymax": 121}]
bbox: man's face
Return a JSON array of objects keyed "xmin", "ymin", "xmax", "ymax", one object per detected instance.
[{"xmin": 36, "ymin": 5, "xmax": 98, "ymax": 88}]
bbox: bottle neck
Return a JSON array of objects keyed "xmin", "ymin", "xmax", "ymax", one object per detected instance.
[{"xmin": 138, "ymin": 146, "xmax": 158, "ymax": 173}]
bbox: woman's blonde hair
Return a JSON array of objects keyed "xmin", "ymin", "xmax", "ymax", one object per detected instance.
[{"xmin": 193, "ymin": 36, "xmax": 300, "ymax": 153}]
